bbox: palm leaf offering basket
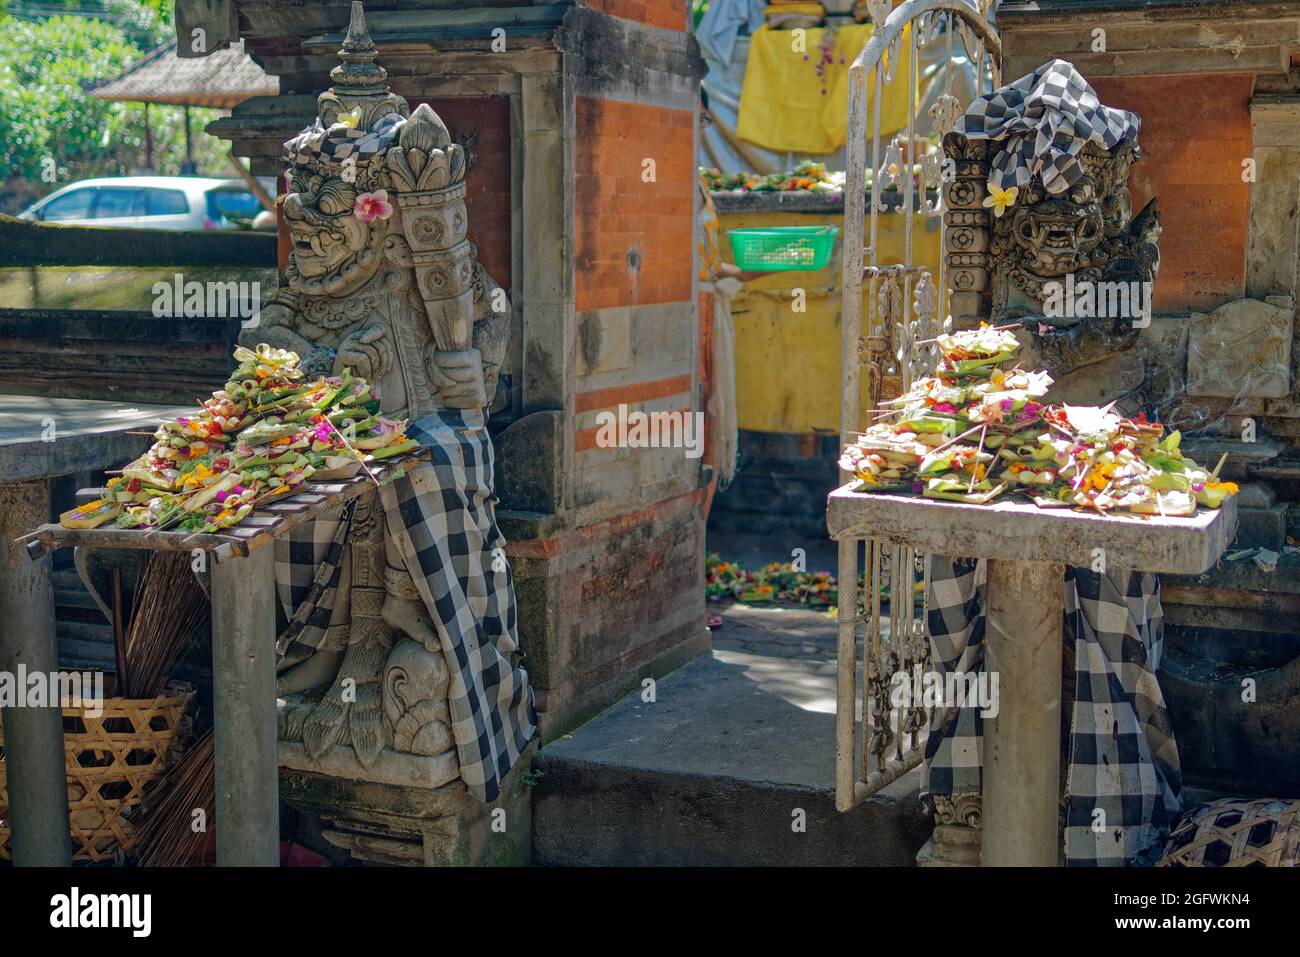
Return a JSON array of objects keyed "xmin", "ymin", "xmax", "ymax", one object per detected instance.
[{"xmin": 0, "ymin": 682, "xmax": 195, "ymax": 863}]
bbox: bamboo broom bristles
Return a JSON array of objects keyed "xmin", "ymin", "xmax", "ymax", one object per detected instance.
[
  {"xmin": 122, "ymin": 555, "xmax": 215, "ymax": 866},
  {"xmin": 122, "ymin": 552, "xmax": 209, "ymax": 698}
]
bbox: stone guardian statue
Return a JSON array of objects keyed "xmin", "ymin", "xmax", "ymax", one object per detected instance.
[{"xmin": 243, "ymin": 2, "xmax": 534, "ymax": 805}]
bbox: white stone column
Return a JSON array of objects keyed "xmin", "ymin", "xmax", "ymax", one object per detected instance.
[
  {"xmin": 981, "ymin": 558, "xmax": 1064, "ymax": 867},
  {"xmin": 1247, "ymin": 96, "xmax": 1300, "ymax": 302}
]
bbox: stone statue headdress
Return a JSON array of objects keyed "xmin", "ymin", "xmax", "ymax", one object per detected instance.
[
  {"xmin": 283, "ymin": 5, "xmax": 407, "ymax": 189},
  {"xmin": 954, "ymin": 58, "xmax": 1142, "ymax": 196},
  {"xmin": 943, "ymin": 59, "xmax": 1160, "ymax": 326},
  {"xmin": 280, "ymin": 1, "xmax": 476, "ymax": 353}
]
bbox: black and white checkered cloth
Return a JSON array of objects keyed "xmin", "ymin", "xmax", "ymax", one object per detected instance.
[
  {"xmin": 275, "ymin": 501, "xmax": 353, "ymax": 669},
  {"xmin": 284, "ymin": 111, "xmax": 404, "ymax": 171},
  {"xmin": 274, "ymin": 407, "xmax": 536, "ymax": 803},
  {"xmin": 922, "ymin": 555, "xmax": 1182, "ymax": 866},
  {"xmin": 954, "ymin": 58, "xmax": 1141, "ymax": 196}
]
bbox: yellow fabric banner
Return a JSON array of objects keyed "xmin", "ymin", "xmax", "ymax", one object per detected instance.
[{"xmin": 736, "ymin": 22, "xmax": 914, "ymax": 154}]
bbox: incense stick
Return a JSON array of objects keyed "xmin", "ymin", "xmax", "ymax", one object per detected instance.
[
  {"xmin": 111, "ymin": 567, "xmax": 128, "ymax": 695},
  {"xmin": 928, "ymin": 424, "xmax": 982, "ymax": 455},
  {"xmin": 1092, "ymin": 481, "xmax": 1114, "ymax": 516},
  {"xmin": 1048, "ymin": 421, "xmax": 1075, "ymax": 441}
]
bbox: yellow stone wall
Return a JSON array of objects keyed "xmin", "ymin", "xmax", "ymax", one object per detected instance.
[{"xmin": 718, "ymin": 207, "xmax": 943, "ymax": 435}]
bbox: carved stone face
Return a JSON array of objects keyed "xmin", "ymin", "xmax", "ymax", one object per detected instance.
[
  {"xmin": 283, "ymin": 169, "xmax": 381, "ymax": 291},
  {"xmin": 1008, "ymin": 193, "xmax": 1104, "ymax": 278}
]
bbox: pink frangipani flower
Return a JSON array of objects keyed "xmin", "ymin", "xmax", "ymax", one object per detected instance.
[{"xmin": 354, "ymin": 189, "xmax": 393, "ymax": 222}]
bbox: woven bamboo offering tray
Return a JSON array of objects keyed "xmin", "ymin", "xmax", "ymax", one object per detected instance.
[{"xmin": 18, "ymin": 342, "xmax": 431, "ymax": 560}]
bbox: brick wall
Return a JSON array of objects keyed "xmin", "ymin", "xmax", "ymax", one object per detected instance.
[
  {"xmin": 574, "ymin": 96, "xmax": 694, "ymax": 313},
  {"xmin": 572, "ymin": 95, "xmax": 698, "ymax": 526},
  {"xmin": 1090, "ymin": 74, "xmax": 1253, "ymax": 314},
  {"xmin": 509, "ymin": 489, "xmax": 708, "ymax": 737},
  {"xmin": 506, "ymin": 85, "xmax": 706, "ymax": 736},
  {"xmin": 584, "ymin": 0, "xmax": 687, "ymax": 32},
  {"xmin": 415, "ymin": 96, "xmax": 513, "ymax": 290}
]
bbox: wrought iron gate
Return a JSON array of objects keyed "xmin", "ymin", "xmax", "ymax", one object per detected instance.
[{"xmin": 835, "ymin": 0, "xmax": 1000, "ymax": 812}]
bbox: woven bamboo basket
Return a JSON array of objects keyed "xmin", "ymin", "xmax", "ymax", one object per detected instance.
[
  {"xmin": 0, "ymin": 683, "xmax": 194, "ymax": 863},
  {"xmin": 1158, "ymin": 798, "xmax": 1300, "ymax": 868}
]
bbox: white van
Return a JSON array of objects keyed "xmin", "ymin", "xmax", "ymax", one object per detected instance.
[{"xmin": 18, "ymin": 176, "xmax": 274, "ymax": 230}]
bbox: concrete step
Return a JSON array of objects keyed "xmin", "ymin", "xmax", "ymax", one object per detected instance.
[
  {"xmin": 52, "ymin": 566, "xmax": 104, "ymax": 612},
  {"xmin": 532, "ymin": 617, "xmax": 931, "ymax": 866},
  {"xmin": 55, "ymin": 623, "xmax": 117, "ymax": 672},
  {"xmin": 49, "ymin": 566, "xmax": 117, "ymax": 670}
]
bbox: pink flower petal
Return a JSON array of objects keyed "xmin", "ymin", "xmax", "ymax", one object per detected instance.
[{"xmin": 354, "ymin": 190, "xmax": 394, "ymax": 223}]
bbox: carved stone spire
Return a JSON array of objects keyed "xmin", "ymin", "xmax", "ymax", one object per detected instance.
[
  {"xmin": 331, "ymin": 1, "xmax": 388, "ymax": 95},
  {"xmin": 313, "ymin": 1, "xmax": 407, "ymax": 133}
]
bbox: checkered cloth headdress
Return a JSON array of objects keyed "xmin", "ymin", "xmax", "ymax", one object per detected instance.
[
  {"xmin": 954, "ymin": 59, "xmax": 1141, "ymax": 195},
  {"xmin": 923, "ymin": 556, "xmax": 1182, "ymax": 866},
  {"xmin": 283, "ymin": 111, "xmax": 404, "ymax": 177}
]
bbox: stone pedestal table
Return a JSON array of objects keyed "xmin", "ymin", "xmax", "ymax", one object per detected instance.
[{"xmin": 827, "ymin": 485, "xmax": 1237, "ymax": 866}]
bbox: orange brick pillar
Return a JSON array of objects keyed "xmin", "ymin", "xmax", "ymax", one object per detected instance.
[{"xmin": 494, "ymin": 2, "xmax": 711, "ymax": 737}]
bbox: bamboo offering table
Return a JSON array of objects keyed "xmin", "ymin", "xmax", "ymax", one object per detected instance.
[
  {"xmin": 15, "ymin": 448, "xmax": 430, "ymax": 867},
  {"xmin": 827, "ymin": 486, "xmax": 1238, "ymax": 866}
]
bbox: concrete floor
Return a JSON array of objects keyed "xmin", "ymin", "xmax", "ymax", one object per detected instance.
[{"xmin": 531, "ymin": 559, "xmax": 931, "ymax": 865}]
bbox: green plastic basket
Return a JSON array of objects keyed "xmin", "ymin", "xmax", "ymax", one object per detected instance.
[{"xmin": 726, "ymin": 225, "xmax": 839, "ymax": 272}]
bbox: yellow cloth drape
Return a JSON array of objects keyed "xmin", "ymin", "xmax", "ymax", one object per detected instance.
[
  {"xmin": 736, "ymin": 22, "xmax": 914, "ymax": 154},
  {"xmin": 764, "ymin": 2, "xmax": 826, "ymax": 14}
]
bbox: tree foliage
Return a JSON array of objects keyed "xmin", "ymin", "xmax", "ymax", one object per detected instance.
[{"xmin": 0, "ymin": 2, "xmax": 226, "ymax": 213}]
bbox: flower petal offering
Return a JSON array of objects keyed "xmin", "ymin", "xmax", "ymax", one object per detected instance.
[
  {"xmin": 840, "ymin": 326, "xmax": 1236, "ymax": 516},
  {"xmin": 61, "ymin": 344, "xmax": 421, "ymax": 535}
]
